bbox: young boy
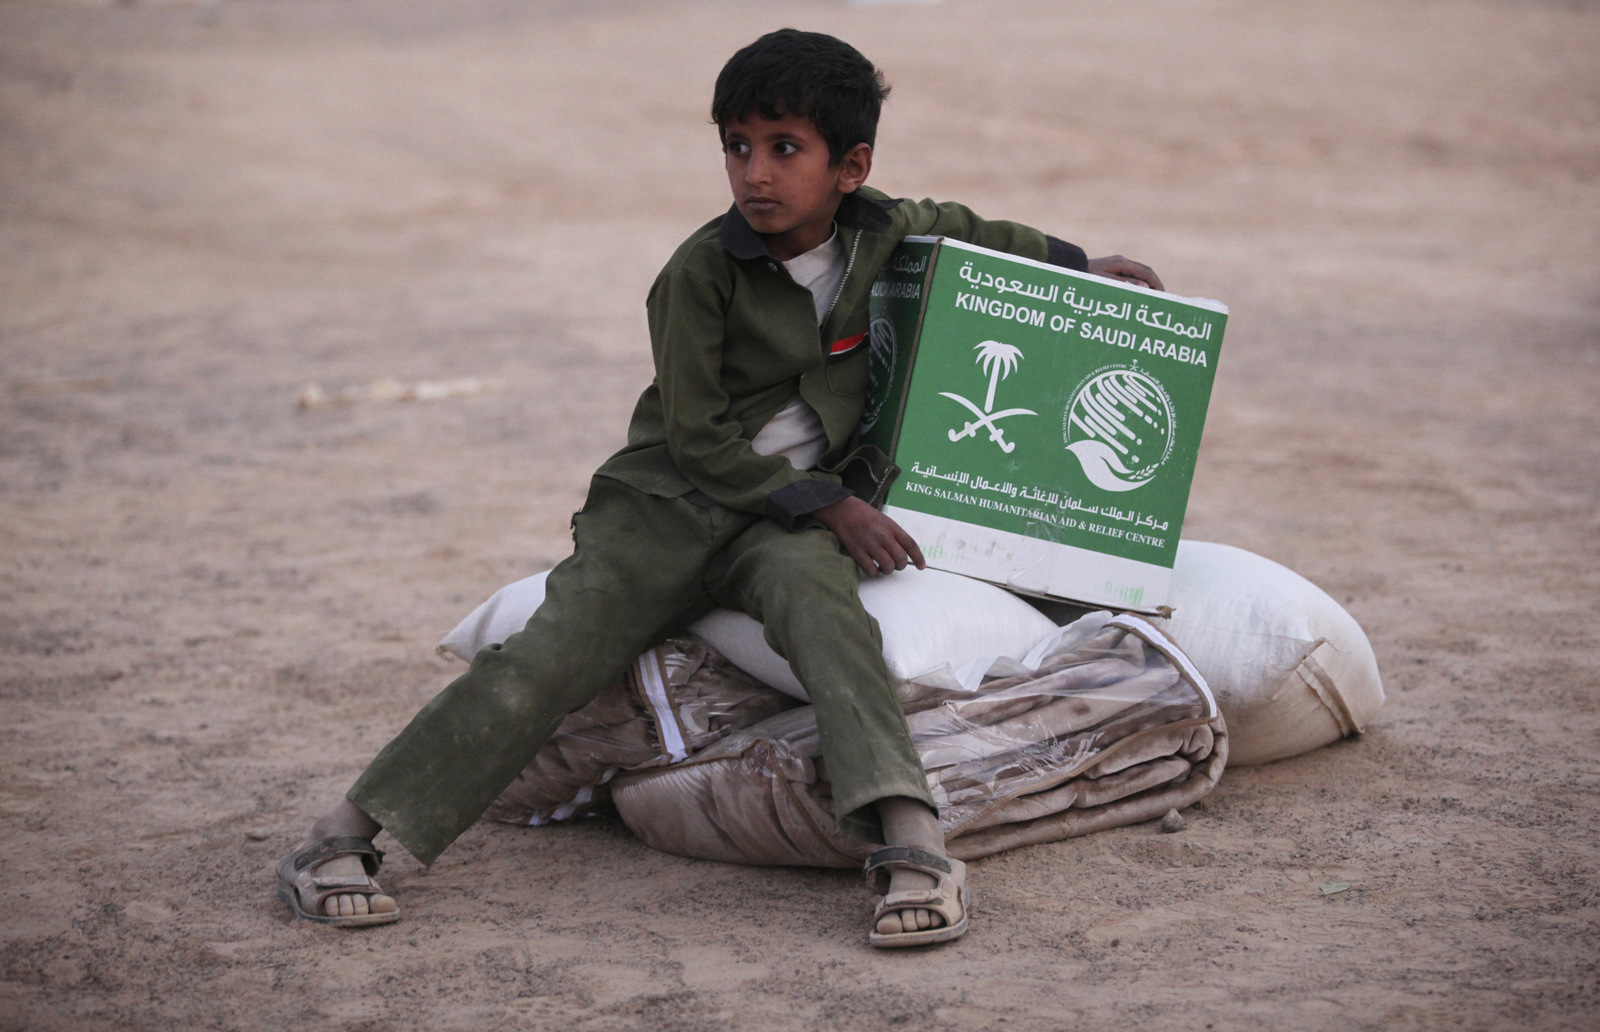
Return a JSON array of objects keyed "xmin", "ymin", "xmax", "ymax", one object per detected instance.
[{"xmin": 277, "ymin": 28, "xmax": 1162, "ymax": 947}]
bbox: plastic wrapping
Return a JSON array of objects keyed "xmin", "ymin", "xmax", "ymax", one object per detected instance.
[
  {"xmin": 901, "ymin": 613, "xmax": 1218, "ymax": 836},
  {"xmin": 609, "ymin": 614, "xmax": 1227, "ymax": 867},
  {"xmin": 484, "ymin": 636, "xmax": 799, "ymax": 826}
]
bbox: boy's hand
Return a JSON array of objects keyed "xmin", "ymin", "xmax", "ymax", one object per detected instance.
[
  {"xmin": 812, "ymin": 496, "xmax": 927, "ymax": 577},
  {"xmin": 1087, "ymin": 255, "xmax": 1164, "ymax": 292}
]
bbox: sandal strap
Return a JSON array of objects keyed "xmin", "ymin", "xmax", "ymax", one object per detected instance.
[
  {"xmin": 292, "ymin": 836, "xmax": 385, "ymax": 876},
  {"xmin": 861, "ymin": 845, "xmax": 952, "ymax": 883},
  {"xmin": 875, "ymin": 887, "xmax": 947, "ymax": 909},
  {"xmin": 309, "ymin": 873, "xmax": 381, "ymax": 891}
]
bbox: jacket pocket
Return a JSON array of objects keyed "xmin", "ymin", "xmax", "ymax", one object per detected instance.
[{"xmin": 825, "ymin": 349, "xmax": 869, "ymax": 397}]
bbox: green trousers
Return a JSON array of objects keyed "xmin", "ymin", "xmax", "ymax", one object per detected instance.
[{"xmin": 348, "ymin": 475, "xmax": 934, "ymax": 865}]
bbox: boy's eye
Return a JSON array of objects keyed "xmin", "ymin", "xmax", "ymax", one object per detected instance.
[
  {"xmin": 774, "ymin": 141, "xmax": 798, "ymax": 156},
  {"xmin": 726, "ymin": 140, "xmax": 750, "ymax": 157}
]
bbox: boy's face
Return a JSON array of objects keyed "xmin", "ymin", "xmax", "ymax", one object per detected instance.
[{"xmin": 722, "ymin": 111, "xmax": 871, "ymax": 262}]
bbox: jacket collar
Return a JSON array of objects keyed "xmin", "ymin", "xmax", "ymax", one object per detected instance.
[{"xmin": 719, "ymin": 190, "xmax": 898, "ymax": 260}]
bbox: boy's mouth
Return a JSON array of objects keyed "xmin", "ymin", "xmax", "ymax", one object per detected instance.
[{"xmin": 743, "ymin": 196, "xmax": 781, "ymax": 213}]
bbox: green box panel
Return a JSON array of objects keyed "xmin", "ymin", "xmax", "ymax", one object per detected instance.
[{"xmin": 862, "ymin": 236, "xmax": 1227, "ymax": 608}]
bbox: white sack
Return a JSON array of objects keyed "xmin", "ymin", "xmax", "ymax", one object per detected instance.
[
  {"xmin": 435, "ymin": 539, "xmax": 1382, "ymax": 765},
  {"xmin": 1152, "ymin": 540, "xmax": 1384, "ymax": 765},
  {"xmin": 691, "ymin": 565, "xmax": 1059, "ymax": 700},
  {"xmin": 436, "ymin": 570, "xmax": 553, "ymax": 664},
  {"xmin": 438, "ymin": 564, "xmax": 1059, "ymax": 702}
]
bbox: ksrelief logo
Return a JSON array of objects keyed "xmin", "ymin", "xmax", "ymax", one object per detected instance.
[
  {"xmin": 1062, "ymin": 365, "xmax": 1175, "ymax": 492},
  {"xmin": 860, "ymin": 315, "xmax": 898, "ymax": 433},
  {"xmin": 940, "ymin": 340, "xmax": 1038, "ymax": 454}
]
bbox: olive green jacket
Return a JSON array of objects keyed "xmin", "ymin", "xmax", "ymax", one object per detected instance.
[{"xmin": 594, "ymin": 186, "xmax": 1087, "ymax": 527}]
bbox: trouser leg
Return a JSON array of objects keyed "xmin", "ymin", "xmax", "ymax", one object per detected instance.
[
  {"xmin": 349, "ymin": 478, "xmax": 748, "ymax": 865},
  {"xmin": 705, "ymin": 519, "xmax": 934, "ymax": 843}
]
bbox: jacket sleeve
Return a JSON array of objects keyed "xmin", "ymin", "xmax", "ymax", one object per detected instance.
[
  {"xmin": 909, "ymin": 199, "xmax": 1088, "ymax": 271},
  {"xmin": 647, "ymin": 263, "xmax": 846, "ymax": 516},
  {"xmin": 758, "ymin": 201, "xmax": 1086, "ymax": 529}
]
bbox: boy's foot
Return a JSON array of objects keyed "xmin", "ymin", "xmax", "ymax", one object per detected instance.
[
  {"xmin": 864, "ymin": 846, "xmax": 970, "ymax": 947},
  {"xmin": 276, "ymin": 800, "xmax": 398, "ymax": 926},
  {"xmin": 872, "ymin": 796, "xmax": 964, "ymax": 944},
  {"xmin": 276, "ymin": 836, "xmax": 400, "ymax": 926},
  {"xmin": 876, "ymin": 862, "xmax": 944, "ymax": 935}
]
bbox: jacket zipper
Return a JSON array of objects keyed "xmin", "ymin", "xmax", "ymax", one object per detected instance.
[{"xmin": 824, "ymin": 229, "xmax": 862, "ymax": 326}]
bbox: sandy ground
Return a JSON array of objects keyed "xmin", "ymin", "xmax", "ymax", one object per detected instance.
[{"xmin": 1, "ymin": 0, "xmax": 1597, "ymax": 1028}]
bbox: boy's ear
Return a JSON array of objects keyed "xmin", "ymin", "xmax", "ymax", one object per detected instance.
[{"xmin": 835, "ymin": 142, "xmax": 873, "ymax": 195}]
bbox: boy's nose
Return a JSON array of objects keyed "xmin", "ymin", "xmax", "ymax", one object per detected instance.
[{"xmin": 744, "ymin": 154, "xmax": 772, "ymax": 186}]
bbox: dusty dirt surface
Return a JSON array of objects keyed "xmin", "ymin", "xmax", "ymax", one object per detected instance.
[{"xmin": 2, "ymin": 0, "xmax": 1598, "ymax": 1028}]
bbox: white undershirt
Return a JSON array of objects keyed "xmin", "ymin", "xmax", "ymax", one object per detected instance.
[{"xmin": 749, "ymin": 227, "xmax": 843, "ymax": 472}]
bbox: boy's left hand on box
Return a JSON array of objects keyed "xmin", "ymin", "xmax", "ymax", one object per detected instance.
[
  {"xmin": 812, "ymin": 496, "xmax": 927, "ymax": 577},
  {"xmin": 1087, "ymin": 255, "xmax": 1164, "ymax": 292}
]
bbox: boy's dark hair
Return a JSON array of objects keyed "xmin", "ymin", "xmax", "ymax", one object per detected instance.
[{"xmin": 712, "ymin": 29, "xmax": 890, "ymax": 164}]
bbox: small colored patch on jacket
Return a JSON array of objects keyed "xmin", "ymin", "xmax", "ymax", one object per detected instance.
[{"xmin": 827, "ymin": 331, "xmax": 867, "ymax": 361}]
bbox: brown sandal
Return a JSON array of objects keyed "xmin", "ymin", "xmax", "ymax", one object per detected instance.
[
  {"xmin": 276, "ymin": 836, "xmax": 400, "ymax": 928},
  {"xmin": 863, "ymin": 846, "xmax": 970, "ymax": 948}
]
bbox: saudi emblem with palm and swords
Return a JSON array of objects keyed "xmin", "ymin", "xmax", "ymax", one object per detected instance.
[{"xmin": 939, "ymin": 340, "xmax": 1037, "ymax": 453}]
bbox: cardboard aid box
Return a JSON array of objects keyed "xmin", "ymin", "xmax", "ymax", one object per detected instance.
[{"xmin": 860, "ymin": 236, "xmax": 1228, "ymax": 612}]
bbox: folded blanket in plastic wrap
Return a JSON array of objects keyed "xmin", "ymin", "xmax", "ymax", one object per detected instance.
[
  {"xmin": 487, "ymin": 613, "xmax": 1225, "ymax": 868},
  {"xmin": 484, "ymin": 638, "xmax": 800, "ymax": 825}
]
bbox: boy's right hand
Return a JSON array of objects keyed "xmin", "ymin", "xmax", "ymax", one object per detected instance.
[
  {"xmin": 1087, "ymin": 255, "xmax": 1164, "ymax": 292},
  {"xmin": 812, "ymin": 496, "xmax": 926, "ymax": 577}
]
